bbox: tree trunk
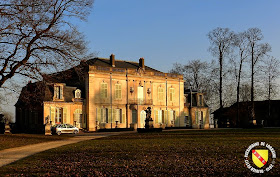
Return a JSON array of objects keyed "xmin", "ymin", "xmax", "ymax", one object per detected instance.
[
  {"xmin": 219, "ymin": 52, "xmax": 223, "ymax": 109},
  {"xmin": 251, "ymin": 46, "xmax": 255, "ymax": 124}
]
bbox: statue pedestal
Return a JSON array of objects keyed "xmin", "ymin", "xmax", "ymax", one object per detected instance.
[
  {"xmin": 45, "ymin": 123, "xmax": 52, "ymax": 136},
  {"xmin": 4, "ymin": 124, "xmax": 11, "ymax": 134}
]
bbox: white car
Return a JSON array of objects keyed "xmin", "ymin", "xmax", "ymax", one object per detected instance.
[{"xmin": 53, "ymin": 124, "xmax": 79, "ymax": 135}]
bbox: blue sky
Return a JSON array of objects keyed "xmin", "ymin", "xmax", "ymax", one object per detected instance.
[
  {"xmin": 2, "ymin": 0, "xmax": 280, "ymax": 117},
  {"xmin": 75, "ymin": 0, "xmax": 280, "ymax": 72}
]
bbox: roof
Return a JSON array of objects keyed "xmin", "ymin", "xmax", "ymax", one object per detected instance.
[{"xmin": 85, "ymin": 57, "xmax": 163, "ymax": 73}]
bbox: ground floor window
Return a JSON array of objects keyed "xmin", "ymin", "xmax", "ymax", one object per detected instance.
[
  {"xmin": 74, "ymin": 109, "xmax": 82, "ymax": 128},
  {"xmin": 169, "ymin": 110, "xmax": 175, "ymax": 124},
  {"xmin": 97, "ymin": 107, "xmax": 125, "ymax": 124},
  {"xmin": 154, "ymin": 110, "xmax": 163, "ymax": 124},
  {"xmin": 55, "ymin": 108, "xmax": 62, "ymax": 124},
  {"xmin": 50, "ymin": 107, "xmax": 68, "ymax": 124}
]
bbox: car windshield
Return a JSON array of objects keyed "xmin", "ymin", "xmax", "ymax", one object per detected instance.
[{"xmin": 67, "ymin": 125, "xmax": 74, "ymax": 128}]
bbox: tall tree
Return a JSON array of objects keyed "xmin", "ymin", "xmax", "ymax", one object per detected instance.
[
  {"xmin": 262, "ymin": 56, "xmax": 280, "ymax": 124},
  {"xmin": 183, "ymin": 59, "xmax": 208, "ymax": 90},
  {"xmin": 246, "ymin": 28, "xmax": 271, "ymax": 123},
  {"xmin": 170, "ymin": 59, "xmax": 219, "ymax": 110},
  {"xmin": 208, "ymin": 27, "xmax": 234, "ymax": 109},
  {"xmin": 231, "ymin": 31, "xmax": 250, "ymax": 126},
  {"xmin": 262, "ymin": 56, "xmax": 279, "ymax": 100},
  {"xmin": 0, "ymin": 0, "xmax": 94, "ymax": 88}
]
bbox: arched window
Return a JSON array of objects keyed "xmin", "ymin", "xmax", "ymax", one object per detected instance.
[
  {"xmin": 140, "ymin": 110, "xmax": 146, "ymax": 128},
  {"xmin": 75, "ymin": 89, "xmax": 81, "ymax": 98}
]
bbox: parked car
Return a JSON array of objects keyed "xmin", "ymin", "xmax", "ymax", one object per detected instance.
[{"xmin": 52, "ymin": 124, "xmax": 79, "ymax": 135}]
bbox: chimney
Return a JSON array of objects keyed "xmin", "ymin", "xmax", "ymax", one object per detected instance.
[
  {"xmin": 139, "ymin": 57, "xmax": 145, "ymax": 69},
  {"xmin": 110, "ymin": 54, "xmax": 115, "ymax": 67}
]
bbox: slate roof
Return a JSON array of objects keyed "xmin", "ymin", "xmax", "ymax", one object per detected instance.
[{"xmin": 85, "ymin": 57, "xmax": 163, "ymax": 73}]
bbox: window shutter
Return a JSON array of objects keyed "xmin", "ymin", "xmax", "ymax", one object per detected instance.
[
  {"xmin": 112, "ymin": 109, "xmax": 116, "ymax": 123},
  {"xmin": 59, "ymin": 86, "xmax": 62, "ymax": 99},
  {"xmin": 97, "ymin": 108, "xmax": 101, "ymax": 122},
  {"xmin": 63, "ymin": 107, "xmax": 67, "ymax": 123},
  {"xmin": 108, "ymin": 108, "xmax": 112, "ymax": 123},
  {"xmin": 122, "ymin": 110, "xmax": 125, "ymax": 124},
  {"xmin": 155, "ymin": 110, "xmax": 158, "ymax": 123},
  {"xmin": 50, "ymin": 107, "xmax": 55, "ymax": 123}
]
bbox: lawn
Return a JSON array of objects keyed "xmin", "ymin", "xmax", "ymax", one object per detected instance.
[
  {"xmin": 0, "ymin": 134, "xmax": 70, "ymax": 151},
  {"xmin": 0, "ymin": 129, "xmax": 279, "ymax": 176}
]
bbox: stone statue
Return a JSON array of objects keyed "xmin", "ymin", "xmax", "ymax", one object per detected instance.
[
  {"xmin": 45, "ymin": 116, "xmax": 52, "ymax": 135},
  {"xmin": 4, "ymin": 116, "xmax": 11, "ymax": 134},
  {"xmin": 145, "ymin": 107, "xmax": 154, "ymax": 129}
]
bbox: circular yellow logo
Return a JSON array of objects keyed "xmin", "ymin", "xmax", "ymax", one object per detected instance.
[{"xmin": 244, "ymin": 142, "xmax": 276, "ymax": 173}]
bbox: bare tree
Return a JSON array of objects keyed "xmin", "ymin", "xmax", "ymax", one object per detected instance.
[
  {"xmin": 262, "ymin": 56, "xmax": 280, "ymax": 100},
  {"xmin": 0, "ymin": 0, "xmax": 94, "ymax": 88},
  {"xmin": 170, "ymin": 59, "xmax": 219, "ymax": 110},
  {"xmin": 230, "ymin": 31, "xmax": 250, "ymax": 126},
  {"xmin": 246, "ymin": 28, "xmax": 271, "ymax": 122},
  {"xmin": 261, "ymin": 56, "xmax": 280, "ymax": 123},
  {"xmin": 208, "ymin": 27, "xmax": 234, "ymax": 109}
]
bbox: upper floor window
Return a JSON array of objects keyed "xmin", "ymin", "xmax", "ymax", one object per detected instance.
[
  {"xmin": 199, "ymin": 95, "xmax": 203, "ymax": 106},
  {"xmin": 169, "ymin": 88, "xmax": 175, "ymax": 102},
  {"xmin": 100, "ymin": 83, "xmax": 108, "ymax": 98},
  {"xmin": 158, "ymin": 87, "xmax": 164, "ymax": 101},
  {"xmin": 115, "ymin": 84, "xmax": 122, "ymax": 99},
  {"xmin": 54, "ymin": 85, "xmax": 63, "ymax": 99}
]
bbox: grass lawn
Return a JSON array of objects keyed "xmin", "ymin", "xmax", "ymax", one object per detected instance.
[
  {"xmin": 0, "ymin": 129, "xmax": 279, "ymax": 176},
  {"xmin": 0, "ymin": 134, "xmax": 70, "ymax": 151}
]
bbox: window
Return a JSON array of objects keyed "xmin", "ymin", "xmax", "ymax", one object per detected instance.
[
  {"xmin": 199, "ymin": 95, "xmax": 203, "ymax": 106},
  {"xmin": 115, "ymin": 109, "xmax": 120, "ymax": 123},
  {"xmin": 100, "ymin": 83, "xmax": 108, "ymax": 98},
  {"xmin": 169, "ymin": 110, "xmax": 175, "ymax": 124},
  {"xmin": 158, "ymin": 110, "xmax": 162, "ymax": 123},
  {"xmin": 138, "ymin": 86, "xmax": 144, "ymax": 104},
  {"xmin": 74, "ymin": 109, "xmax": 82, "ymax": 128},
  {"xmin": 55, "ymin": 108, "xmax": 62, "ymax": 123},
  {"xmin": 158, "ymin": 87, "xmax": 164, "ymax": 101},
  {"xmin": 169, "ymin": 88, "xmax": 175, "ymax": 102},
  {"xmin": 195, "ymin": 111, "xmax": 199, "ymax": 125},
  {"xmin": 54, "ymin": 86, "xmax": 63, "ymax": 99},
  {"xmin": 154, "ymin": 110, "xmax": 158, "ymax": 123},
  {"xmin": 115, "ymin": 84, "xmax": 122, "ymax": 99},
  {"xmin": 97, "ymin": 108, "xmax": 107, "ymax": 123},
  {"xmin": 75, "ymin": 89, "xmax": 81, "ymax": 98}
]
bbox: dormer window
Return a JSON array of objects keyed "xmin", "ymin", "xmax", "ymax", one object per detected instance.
[
  {"xmin": 53, "ymin": 84, "xmax": 64, "ymax": 101},
  {"xmin": 75, "ymin": 89, "xmax": 81, "ymax": 99},
  {"xmin": 199, "ymin": 95, "xmax": 203, "ymax": 106}
]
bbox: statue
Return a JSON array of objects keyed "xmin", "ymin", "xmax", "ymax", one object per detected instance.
[
  {"xmin": 45, "ymin": 116, "xmax": 52, "ymax": 135},
  {"xmin": 145, "ymin": 107, "xmax": 154, "ymax": 129},
  {"xmin": 4, "ymin": 116, "xmax": 11, "ymax": 134}
]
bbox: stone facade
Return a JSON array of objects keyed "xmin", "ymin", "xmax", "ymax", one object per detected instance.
[{"xmin": 15, "ymin": 55, "xmax": 210, "ymax": 132}]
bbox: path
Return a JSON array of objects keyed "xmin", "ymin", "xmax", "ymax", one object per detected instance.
[{"xmin": 0, "ymin": 131, "xmax": 134, "ymax": 167}]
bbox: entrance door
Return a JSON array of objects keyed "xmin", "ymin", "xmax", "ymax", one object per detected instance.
[
  {"xmin": 138, "ymin": 86, "xmax": 144, "ymax": 104},
  {"xmin": 140, "ymin": 110, "xmax": 146, "ymax": 128},
  {"xmin": 132, "ymin": 110, "xmax": 137, "ymax": 124}
]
